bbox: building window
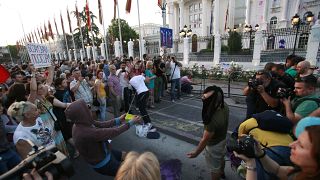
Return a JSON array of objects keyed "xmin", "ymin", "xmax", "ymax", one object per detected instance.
[
  {"xmin": 194, "ymin": 24, "xmax": 197, "ymax": 28},
  {"xmin": 270, "ymin": 16, "xmax": 277, "ymax": 29},
  {"xmin": 194, "ymin": 14, "xmax": 198, "ymax": 22},
  {"xmin": 189, "ymin": 5, "xmax": 193, "ymax": 13},
  {"xmin": 194, "ymin": 4, "xmax": 198, "ymax": 11},
  {"xmin": 272, "ymin": 0, "xmax": 280, "ymax": 7},
  {"xmin": 298, "ymin": 33, "xmax": 309, "ymax": 49},
  {"xmin": 190, "ymin": 15, "xmax": 194, "ymax": 23},
  {"xmin": 199, "ymin": 23, "xmax": 202, "ymax": 28},
  {"xmin": 199, "ymin": 3, "xmax": 202, "ymax": 11}
]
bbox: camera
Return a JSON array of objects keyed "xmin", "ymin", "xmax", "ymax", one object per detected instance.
[
  {"xmin": 0, "ymin": 145, "xmax": 74, "ymax": 180},
  {"xmin": 227, "ymin": 135, "xmax": 256, "ymax": 158},
  {"xmin": 248, "ymin": 78, "xmax": 263, "ymax": 89},
  {"xmin": 276, "ymin": 88, "xmax": 295, "ymax": 98}
]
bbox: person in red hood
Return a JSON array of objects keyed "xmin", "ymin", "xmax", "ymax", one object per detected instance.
[{"xmin": 65, "ymin": 99, "xmax": 142, "ymax": 176}]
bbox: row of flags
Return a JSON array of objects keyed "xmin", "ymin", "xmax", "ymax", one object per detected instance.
[{"xmin": 16, "ymin": 0, "xmax": 163, "ymax": 51}]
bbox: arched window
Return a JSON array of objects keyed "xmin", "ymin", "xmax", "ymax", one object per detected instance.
[
  {"xmin": 270, "ymin": 17, "xmax": 278, "ymax": 29},
  {"xmin": 267, "ymin": 35, "xmax": 275, "ymax": 50}
]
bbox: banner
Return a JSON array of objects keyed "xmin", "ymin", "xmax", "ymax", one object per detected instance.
[
  {"xmin": 26, "ymin": 43, "xmax": 52, "ymax": 68},
  {"xmin": 86, "ymin": 0, "xmax": 91, "ymax": 29},
  {"xmin": 160, "ymin": 27, "xmax": 173, "ymax": 48}
]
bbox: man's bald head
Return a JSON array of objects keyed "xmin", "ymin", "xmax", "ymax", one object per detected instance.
[{"xmin": 296, "ymin": 60, "xmax": 311, "ymax": 75}]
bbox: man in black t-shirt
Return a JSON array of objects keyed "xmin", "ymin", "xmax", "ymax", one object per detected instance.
[
  {"xmin": 153, "ymin": 58, "xmax": 165, "ymax": 102},
  {"xmin": 243, "ymin": 70, "xmax": 284, "ymax": 118},
  {"xmin": 271, "ymin": 63, "xmax": 295, "ymax": 89}
]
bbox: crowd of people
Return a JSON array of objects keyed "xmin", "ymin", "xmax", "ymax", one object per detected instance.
[
  {"xmin": 0, "ymin": 54, "xmax": 189, "ymax": 179},
  {"xmin": 0, "ymin": 53, "xmax": 319, "ymax": 180}
]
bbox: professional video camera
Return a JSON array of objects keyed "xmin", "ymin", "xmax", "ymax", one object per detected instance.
[
  {"xmin": 248, "ymin": 78, "xmax": 263, "ymax": 90},
  {"xmin": 0, "ymin": 145, "xmax": 74, "ymax": 180},
  {"xmin": 227, "ymin": 135, "xmax": 256, "ymax": 158},
  {"xmin": 276, "ymin": 87, "xmax": 295, "ymax": 99}
]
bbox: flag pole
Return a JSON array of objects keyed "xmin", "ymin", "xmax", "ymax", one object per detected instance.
[
  {"xmin": 116, "ymin": 0, "xmax": 123, "ymax": 57},
  {"xmin": 76, "ymin": 1, "xmax": 85, "ymax": 60},
  {"xmin": 67, "ymin": 7, "xmax": 77, "ymax": 61},
  {"xmin": 87, "ymin": 0, "xmax": 96, "ymax": 61},
  {"xmin": 136, "ymin": 0, "xmax": 143, "ymax": 59},
  {"xmin": 61, "ymin": 11, "xmax": 70, "ymax": 61},
  {"xmin": 18, "ymin": 12, "xmax": 29, "ymax": 63},
  {"xmin": 102, "ymin": 21, "xmax": 109, "ymax": 61}
]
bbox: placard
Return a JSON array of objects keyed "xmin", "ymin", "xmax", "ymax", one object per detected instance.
[{"xmin": 26, "ymin": 43, "xmax": 51, "ymax": 68}]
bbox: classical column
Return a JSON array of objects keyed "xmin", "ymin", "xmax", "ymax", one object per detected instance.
[
  {"xmin": 245, "ymin": 0, "xmax": 251, "ymax": 25},
  {"xmin": 174, "ymin": 3, "xmax": 179, "ymax": 37},
  {"xmin": 306, "ymin": 21, "xmax": 320, "ymax": 66},
  {"xmin": 100, "ymin": 43, "xmax": 106, "ymax": 59},
  {"xmin": 68, "ymin": 49, "xmax": 72, "ymax": 61},
  {"xmin": 114, "ymin": 38, "xmax": 121, "ymax": 58},
  {"xmin": 294, "ymin": 0, "xmax": 301, "ymax": 15},
  {"xmin": 168, "ymin": 2, "xmax": 175, "ymax": 32},
  {"xmin": 74, "ymin": 49, "xmax": 77, "ymax": 61},
  {"xmin": 252, "ymin": 29, "xmax": 263, "ymax": 66},
  {"xmin": 228, "ymin": 0, "xmax": 235, "ymax": 30},
  {"xmin": 80, "ymin": 49, "xmax": 84, "ymax": 62},
  {"xmin": 260, "ymin": 0, "xmax": 269, "ymax": 30},
  {"xmin": 179, "ymin": 0, "xmax": 184, "ymax": 30},
  {"xmin": 213, "ymin": 0, "xmax": 221, "ymax": 65},
  {"xmin": 86, "ymin": 46, "xmax": 91, "ymax": 60},
  {"xmin": 202, "ymin": 0, "xmax": 209, "ymax": 36},
  {"xmin": 279, "ymin": 0, "xmax": 288, "ymax": 27}
]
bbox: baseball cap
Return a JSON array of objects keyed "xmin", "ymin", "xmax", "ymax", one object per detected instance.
[{"xmin": 295, "ymin": 116, "xmax": 320, "ymax": 137}]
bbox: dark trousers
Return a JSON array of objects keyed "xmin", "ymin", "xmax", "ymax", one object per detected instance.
[
  {"xmin": 181, "ymin": 83, "xmax": 193, "ymax": 94},
  {"xmin": 137, "ymin": 91, "xmax": 151, "ymax": 124},
  {"xmin": 123, "ymin": 87, "xmax": 133, "ymax": 113},
  {"xmin": 94, "ymin": 150, "xmax": 122, "ymax": 177}
]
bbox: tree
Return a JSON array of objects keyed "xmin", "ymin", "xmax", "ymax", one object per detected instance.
[
  {"xmin": 72, "ymin": 7, "xmax": 102, "ymax": 48},
  {"xmin": 7, "ymin": 45, "xmax": 18, "ymax": 58},
  {"xmin": 228, "ymin": 31, "xmax": 242, "ymax": 53},
  {"xmin": 108, "ymin": 19, "xmax": 139, "ymax": 43}
]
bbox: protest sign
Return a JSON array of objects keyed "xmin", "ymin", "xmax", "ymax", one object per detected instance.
[{"xmin": 26, "ymin": 43, "xmax": 51, "ymax": 68}]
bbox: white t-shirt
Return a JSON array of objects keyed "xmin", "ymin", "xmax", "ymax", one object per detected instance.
[
  {"xmin": 129, "ymin": 75, "xmax": 148, "ymax": 95},
  {"xmin": 13, "ymin": 117, "xmax": 55, "ymax": 147},
  {"xmin": 170, "ymin": 62, "xmax": 181, "ymax": 80},
  {"xmin": 116, "ymin": 69, "xmax": 129, "ymax": 88}
]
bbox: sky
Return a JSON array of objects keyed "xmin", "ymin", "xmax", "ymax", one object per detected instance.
[{"xmin": 0, "ymin": 0, "xmax": 163, "ymax": 46}]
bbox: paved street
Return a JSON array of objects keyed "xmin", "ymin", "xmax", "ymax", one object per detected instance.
[{"xmin": 70, "ymin": 83, "xmax": 246, "ymax": 180}]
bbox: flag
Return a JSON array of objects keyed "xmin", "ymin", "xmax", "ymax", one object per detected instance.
[
  {"xmin": 0, "ymin": 65, "xmax": 10, "ymax": 83},
  {"xmin": 54, "ymin": 17, "xmax": 59, "ymax": 36},
  {"xmin": 40, "ymin": 27, "xmax": 44, "ymax": 41},
  {"xmin": 86, "ymin": 0, "xmax": 91, "ymax": 29},
  {"xmin": 44, "ymin": 23, "xmax": 48, "ymax": 40},
  {"xmin": 67, "ymin": 7, "xmax": 73, "ymax": 33},
  {"xmin": 48, "ymin": 20, "xmax": 54, "ymax": 39},
  {"xmin": 98, "ymin": 0, "xmax": 103, "ymax": 24},
  {"xmin": 114, "ymin": 0, "xmax": 117, "ymax": 20},
  {"xmin": 158, "ymin": 0, "xmax": 162, "ymax": 8},
  {"xmin": 34, "ymin": 30, "xmax": 39, "ymax": 43},
  {"xmin": 125, "ymin": 0, "xmax": 132, "ymax": 13},
  {"xmin": 37, "ymin": 28, "xmax": 43, "ymax": 43},
  {"xmin": 31, "ymin": 32, "xmax": 35, "ymax": 43},
  {"xmin": 60, "ymin": 12, "xmax": 66, "ymax": 35},
  {"xmin": 27, "ymin": 34, "xmax": 31, "ymax": 42},
  {"xmin": 224, "ymin": 2, "xmax": 229, "ymax": 31},
  {"xmin": 75, "ymin": 3, "xmax": 80, "ymax": 27}
]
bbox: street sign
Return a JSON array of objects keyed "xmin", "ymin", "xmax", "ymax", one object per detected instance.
[{"xmin": 160, "ymin": 27, "xmax": 173, "ymax": 48}]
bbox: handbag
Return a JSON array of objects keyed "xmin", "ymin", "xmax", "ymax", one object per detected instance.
[
  {"xmin": 93, "ymin": 93, "xmax": 100, "ymax": 106},
  {"xmin": 168, "ymin": 64, "xmax": 177, "ymax": 83}
]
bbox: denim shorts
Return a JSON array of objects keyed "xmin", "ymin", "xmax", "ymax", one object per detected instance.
[{"xmin": 93, "ymin": 150, "xmax": 122, "ymax": 176}]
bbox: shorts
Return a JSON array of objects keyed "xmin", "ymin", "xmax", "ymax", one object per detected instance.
[{"xmin": 204, "ymin": 139, "xmax": 226, "ymax": 173}]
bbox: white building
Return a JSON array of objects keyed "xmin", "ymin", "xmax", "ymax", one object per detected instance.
[{"xmin": 167, "ymin": 0, "xmax": 320, "ymax": 38}]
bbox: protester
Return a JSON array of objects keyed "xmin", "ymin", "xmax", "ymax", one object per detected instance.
[
  {"xmin": 115, "ymin": 151, "xmax": 161, "ymax": 180},
  {"xmin": 170, "ymin": 57, "xmax": 182, "ymax": 102},
  {"xmin": 145, "ymin": 61, "xmax": 156, "ymax": 108},
  {"xmin": 234, "ymin": 117, "xmax": 320, "ymax": 180},
  {"xmin": 285, "ymin": 54, "xmax": 298, "ymax": 78},
  {"xmin": 187, "ymin": 86, "xmax": 229, "ymax": 179},
  {"xmin": 180, "ymin": 73, "xmax": 198, "ymax": 96},
  {"xmin": 70, "ymin": 68, "xmax": 93, "ymax": 108},
  {"xmin": 296, "ymin": 60, "xmax": 311, "ymax": 77},
  {"xmin": 65, "ymin": 99, "xmax": 142, "ymax": 176},
  {"xmin": 154, "ymin": 58, "xmax": 165, "ymax": 103},
  {"xmin": 108, "ymin": 65, "xmax": 122, "ymax": 118},
  {"xmin": 94, "ymin": 70, "xmax": 107, "ymax": 121},
  {"xmin": 271, "ymin": 63, "xmax": 295, "ymax": 89},
  {"xmin": 116, "ymin": 61, "xmax": 132, "ymax": 113},
  {"xmin": 0, "ymin": 101, "xmax": 18, "ymax": 142}
]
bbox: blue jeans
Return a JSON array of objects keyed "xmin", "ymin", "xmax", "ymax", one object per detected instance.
[
  {"xmin": 170, "ymin": 78, "xmax": 181, "ymax": 100},
  {"xmin": 256, "ymin": 146, "xmax": 291, "ymax": 180},
  {"xmin": 94, "ymin": 150, "xmax": 122, "ymax": 176},
  {"xmin": 0, "ymin": 149, "xmax": 21, "ymax": 174},
  {"xmin": 98, "ymin": 97, "xmax": 107, "ymax": 121}
]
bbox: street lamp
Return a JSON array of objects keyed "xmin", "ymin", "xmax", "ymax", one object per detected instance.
[
  {"xmin": 244, "ymin": 24, "xmax": 259, "ymax": 54},
  {"xmin": 179, "ymin": 25, "xmax": 192, "ymax": 38},
  {"xmin": 291, "ymin": 12, "xmax": 314, "ymax": 55}
]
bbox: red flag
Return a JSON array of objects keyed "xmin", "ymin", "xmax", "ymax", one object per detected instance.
[
  {"xmin": 98, "ymin": 0, "xmax": 103, "ymax": 24},
  {"xmin": 60, "ymin": 12, "xmax": 66, "ymax": 35},
  {"xmin": 86, "ymin": 0, "xmax": 91, "ymax": 29},
  {"xmin": 125, "ymin": 0, "xmax": 132, "ymax": 14},
  {"xmin": 0, "ymin": 65, "xmax": 10, "ymax": 83},
  {"xmin": 54, "ymin": 17, "xmax": 59, "ymax": 36},
  {"xmin": 67, "ymin": 7, "xmax": 72, "ymax": 33},
  {"xmin": 158, "ymin": 0, "xmax": 162, "ymax": 8},
  {"xmin": 114, "ymin": 0, "xmax": 117, "ymax": 20},
  {"xmin": 44, "ymin": 23, "xmax": 48, "ymax": 40},
  {"xmin": 75, "ymin": 4, "xmax": 80, "ymax": 27},
  {"xmin": 48, "ymin": 20, "xmax": 53, "ymax": 39}
]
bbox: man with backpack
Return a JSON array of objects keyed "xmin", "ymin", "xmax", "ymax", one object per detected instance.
[{"xmin": 282, "ymin": 74, "xmax": 319, "ymax": 125}]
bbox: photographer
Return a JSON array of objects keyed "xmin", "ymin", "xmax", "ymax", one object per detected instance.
[
  {"xmin": 170, "ymin": 57, "xmax": 182, "ymax": 102},
  {"xmin": 282, "ymin": 75, "xmax": 319, "ymax": 124},
  {"xmin": 65, "ymin": 99, "xmax": 142, "ymax": 176},
  {"xmin": 271, "ymin": 64, "xmax": 295, "ymax": 89},
  {"xmin": 243, "ymin": 70, "xmax": 284, "ymax": 118},
  {"xmin": 234, "ymin": 117, "xmax": 320, "ymax": 180}
]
